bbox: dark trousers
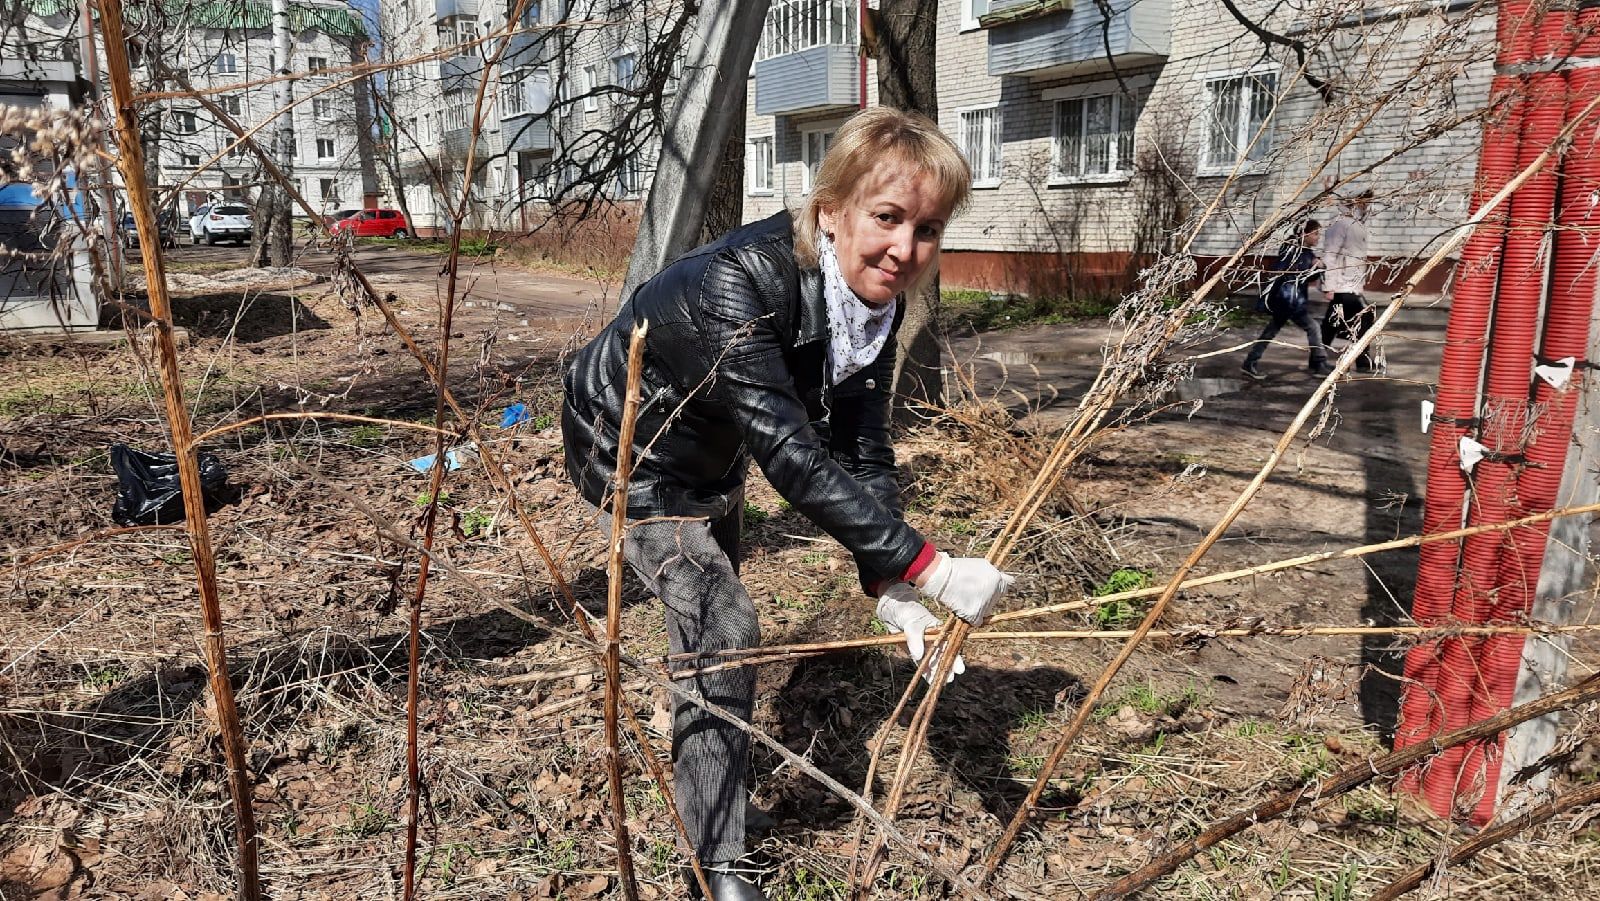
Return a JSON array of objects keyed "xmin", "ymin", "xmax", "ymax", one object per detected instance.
[
  {"xmin": 595, "ymin": 502, "xmax": 755, "ymax": 864},
  {"xmin": 1245, "ymin": 305, "xmax": 1326, "ymax": 368},
  {"xmin": 1322, "ymin": 292, "xmax": 1376, "ymax": 367}
]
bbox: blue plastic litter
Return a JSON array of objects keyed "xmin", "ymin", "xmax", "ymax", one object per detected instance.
[
  {"xmin": 500, "ymin": 403, "xmax": 530, "ymax": 428},
  {"xmin": 407, "ymin": 445, "xmax": 470, "ymax": 473}
]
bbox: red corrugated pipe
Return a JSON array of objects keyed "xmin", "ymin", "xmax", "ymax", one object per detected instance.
[
  {"xmin": 1395, "ymin": 73, "xmax": 1527, "ymax": 764},
  {"xmin": 1462, "ymin": 64, "xmax": 1600, "ymax": 825},
  {"xmin": 1421, "ymin": 70, "xmax": 1567, "ymax": 816}
]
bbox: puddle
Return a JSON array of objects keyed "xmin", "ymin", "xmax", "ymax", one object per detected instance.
[
  {"xmin": 1164, "ymin": 377, "xmax": 1246, "ymax": 403},
  {"xmin": 978, "ymin": 349, "xmax": 1077, "ymax": 366}
]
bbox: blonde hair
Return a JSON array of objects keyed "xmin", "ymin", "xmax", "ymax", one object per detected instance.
[{"xmin": 793, "ymin": 107, "xmax": 972, "ymax": 290}]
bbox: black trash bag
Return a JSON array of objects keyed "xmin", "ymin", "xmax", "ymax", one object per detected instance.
[{"xmin": 110, "ymin": 444, "xmax": 230, "ymax": 526}]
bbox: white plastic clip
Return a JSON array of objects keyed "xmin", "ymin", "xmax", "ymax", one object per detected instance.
[
  {"xmin": 1535, "ymin": 356, "xmax": 1576, "ymax": 391},
  {"xmin": 1459, "ymin": 436, "xmax": 1488, "ymax": 473},
  {"xmin": 1421, "ymin": 400, "xmax": 1435, "ymax": 434}
]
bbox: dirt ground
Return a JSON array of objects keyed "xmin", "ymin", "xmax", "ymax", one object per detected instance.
[{"xmin": 2, "ymin": 251, "xmax": 1598, "ymax": 900}]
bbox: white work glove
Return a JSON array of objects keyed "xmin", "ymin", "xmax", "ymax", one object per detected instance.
[
  {"xmin": 915, "ymin": 552, "xmax": 1013, "ymax": 626},
  {"xmin": 876, "ymin": 582, "xmax": 965, "ymax": 684}
]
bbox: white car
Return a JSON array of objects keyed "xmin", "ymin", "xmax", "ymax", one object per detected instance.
[{"xmin": 188, "ymin": 202, "xmax": 253, "ymax": 245}]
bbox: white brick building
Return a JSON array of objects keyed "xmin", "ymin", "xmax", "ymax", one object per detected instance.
[
  {"xmin": 743, "ymin": 0, "xmax": 1492, "ymax": 296},
  {"xmin": 140, "ymin": 1, "xmax": 374, "ymax": 220}
]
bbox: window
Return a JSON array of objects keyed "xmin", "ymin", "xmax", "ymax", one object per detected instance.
[
  {"xmin": 221, "ymin": 94, "xmax": 241, "ymax": 116},
  {"xmin": 171, "ymin": 110, "xmax": 197, "ymax": 133},
  {"xmin": 501, "ymin": 74, "xmax": 528, "ymax": 116},
  {"xmin": 226, "ymin": 141, "xmax": 250, "ymax": 159},
  {"xmin": 1052, "ymin": 91, "xmax": 1139, "ymax": 181},
  {"xmin": 439, "ymin": 17, "xmax": 478, "ymax": 50},
  {"xmin": 958, "ymin": 106, "xmax": 1001, "ymax": 187},
  {"xmin": 961, "ymin": 0, "xmax": 990, "ymax": 30},
  {"xmin": 307, "ymin": 56, "xmax": 329, "ymax": 74},
  {"xmin": 801, "ymin": 128, "xmax": 833, "ymax": 193},
  {"xmin": 1203, "ymin": 71, "xmax": 1277, "ymax": 172},
  {"xmin": 582, "ymin": 64, "xmax": 599, "ymax": 112},
  {"xmin": 758, "ymin": 0, "xmax": 859, "ymax": 60},
  {"xmin": 215, "ymin": 52, "xmax": 237, "ymax": 74},
  {"xmin": 180, "ymin": 152, "xmax": 201, "ymax": 166},
  {"xmin": 617, "ymin": 155, "xmax": 645, "ymax": 197},
  {"xmin": 442, "ymin": 93, "xmax": 470, "ymax": 130},
  {"xmin": 319, "ymin": 178, "xmax": 338, "ymax": 201},
  {"xmin": 316, "ymin": 138, "xmax": 336, "ymax": 160},
  {"xmin": 748, "ymin": 136, "xmax": 774, "ymax": 194},
  {"xmin": 313, "ymin": 97, "xmax": 334, "ymax": 120},
  {"xmin": 517, "ymin": 0, "xmax": 541, "ymax": 27},
  {"xmin": 613, "ymin": 52, "xmax": 636, "ymax": 92}
]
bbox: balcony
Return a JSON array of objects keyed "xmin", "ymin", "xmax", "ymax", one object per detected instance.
[
  {"xmin": 501, "ymin": 69, "xmax": 554, "ymax": 153},
  {"xmin": 983, "ymin": 0, "xmax": 1170, "ymax": 79},
  {"xmin": 752, "ymin": 0, "xmax": 860, "ymax": 117}
]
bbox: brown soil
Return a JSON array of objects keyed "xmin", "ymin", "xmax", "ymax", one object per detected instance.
[{"xmin": 2, "ymin": 261, "xmax": 1597, "ymax": 900}]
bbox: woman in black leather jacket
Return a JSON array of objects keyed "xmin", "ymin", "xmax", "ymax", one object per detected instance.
[{"xmin": 562, "ymin": 107, "xmax": 1012, "ymax": 899}]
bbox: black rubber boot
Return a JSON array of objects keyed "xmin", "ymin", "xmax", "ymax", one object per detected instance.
[{"xmin": 684, "ymin": 863, "xmax": 769, "ymax": 900}]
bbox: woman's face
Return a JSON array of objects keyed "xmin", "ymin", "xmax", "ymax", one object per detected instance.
[{"xmin": 818, "ymin": 160, "xmax": 952, "ymax": 305}]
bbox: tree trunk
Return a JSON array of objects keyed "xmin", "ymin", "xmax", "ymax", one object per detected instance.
[
  {"xmin": 869, "ymin": 0, "xmax": 943, "ymax": 423},
  {"xmin": 351, "ymin": 39, "xmax": 381, "ymax": 207},
  {"xmin": 698, "ymin": 80, "xmax": 746, "ymax": 247}
]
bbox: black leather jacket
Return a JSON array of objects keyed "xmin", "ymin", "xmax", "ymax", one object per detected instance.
[{"xmin": 562, "ymin": 211, "xmax": 929, "ymax": 585}]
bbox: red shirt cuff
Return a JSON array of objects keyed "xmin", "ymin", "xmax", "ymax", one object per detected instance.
[{"xmin": 899, "ymin": 542, "xmax": 938, "ymax": 585}]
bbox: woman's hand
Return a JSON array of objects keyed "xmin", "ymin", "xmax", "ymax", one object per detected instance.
[
  {"xmin": 914, "ymin": 552, "xmax": 1014, "ymax": 626},
  {"xmin": 876, "ymin": 583, "xmax": 965, "ymax": 684}
]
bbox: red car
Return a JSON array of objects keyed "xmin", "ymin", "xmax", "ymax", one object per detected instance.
[{"xmin": 329, "ymin": 208, "xmax": 411, "ymax": 238}]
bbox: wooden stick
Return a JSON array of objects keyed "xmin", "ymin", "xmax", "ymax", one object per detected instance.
[
  {"xmin": 1091, "ymin": 672, "xmax": 1600, "ymax": 901},
  {"xmin": 989, "ymin": 95, "xmax": 1600, "ymax": 883},
  {"xmin": 659, "ymin": 499, "xmax": 1600, "ymax": 676},
  {"xmin": 1367, "ymin": 780, "xmax": 1600, "ymax": 901},
  {"xmin": 603, "ymin": 323, "xmax": 648, "ymax": 901},
  {"xmin": 92, "ymin": 2, "xmax": 260, "ymax": 896},
  {"xmin": 193, "ymin": 412, "xmax": 453, "ymax": 443}
]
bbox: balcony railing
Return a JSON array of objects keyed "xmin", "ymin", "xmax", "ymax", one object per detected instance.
[{"xmin": 752, "ymin": 0, "xmax": 860, "ymax": 117}]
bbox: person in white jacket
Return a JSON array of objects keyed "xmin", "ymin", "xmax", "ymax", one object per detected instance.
[{"xmin": 1319, "ymin": 190, "xmax": 1377, "ymax": 372}]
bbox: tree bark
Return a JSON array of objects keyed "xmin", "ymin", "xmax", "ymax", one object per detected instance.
[
  {"xmin": 869, "ymin": 0, "xmax": 944, "ymax": 423},
  {"xmin": 698, "ymin": 80, "xmax": 746, "ymax": 246}
]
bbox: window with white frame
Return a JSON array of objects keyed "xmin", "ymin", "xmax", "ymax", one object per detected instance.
[
  {"xmin": 757, "ymin": 0, "xmax": 859, "ymax": 61},
  {"xmin": 313, "ymin": 97, "xmax": 334, "ymax": 120},
  {"xmin": 517, "ymin": 0, "xmax": 541, "ymax": 27},
  {"xmin": 438, "ymin": 18, "xmax": 477, "ymax": 50},
  {"xmin": 180, "ymin": 152, "xmax": 200, "ymax": 167},
  {"xmin": 958, "ymin": 106, "xmax": 1002, "ymax": 187},
  {"xmin": 801, "ymin": 128, "xmax": 834, "ymax": 193},
  {"xmin": 316, "ymin": 138, "xmax": 336, "ymax": 160},
  {"xmin": 215, "ymin": 52, "xmax": 237, "ymax": 74},
  {"xmin": 171, "ymin": 110, "xmax": 197, "ymax": 133},
  {"xmin": 442, "ymin": 93, "xmax": 470, "ymax": 130},
  {"xmin": 307, "ymin": 56, "xmax": 329, "ymax": 74},
  {"xmin": 618, "ymin": 154, "xmax": 645, "ymax": 197},
  {"xmin": 221, "ymin": 94, "xmax": 241, "ymax": 116},
  {"xmin": 501, "ymin": 72, "xmax": 529, "ymax": 116},
  {"xmin": 226, "ymin": 141, "xmax": 250, "ymax": 159},
  {"xmin": 961, "ymin": 0, "xmax": 990, "ymax": 30},
  {"xmin": 1052, "ymin": 90, "xmax": 1140, "ymax": 181},
  {"xmin": 582, "ymin": 64, "xmax": 600, "ymax": 112},
  {"xmin": 613, "ymin": 52, "xmax": 636, "ymax": 92},
  {"xmin": 1203, "ymin": 71, "xmax": 1277, "ymax": 172},
  {"xmin": 319, "ymin": 177, "xmax": 338, "ymax": 201},
  {"xmin": 748, "ymin": 136, "xmax": 775, "ymax": 194}
]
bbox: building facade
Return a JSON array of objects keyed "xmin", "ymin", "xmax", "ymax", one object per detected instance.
[
  {"xmin": 743, "ymin": 0, "xmax": 1492, "ymax": 296},
  {"xmin": 143, "ymin": 1, "xmax": 373, "ymax": 220}
]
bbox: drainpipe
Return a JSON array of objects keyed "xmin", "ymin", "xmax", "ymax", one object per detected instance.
[{"xmin": 859, "ymin": 0, "xmax": 868, "ymax": 108}]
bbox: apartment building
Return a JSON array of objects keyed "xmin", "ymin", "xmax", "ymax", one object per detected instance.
[
  {"xmin": 743, "ymin": 0, "xmax": 1491, "ymax": 296},
  {"xmin": 379, "ymin": 0, "xmax": 673, "ymax": 235},
  {"xmin": 135, "ymin": 1, "xmax": 373, "ymax": 219}
]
